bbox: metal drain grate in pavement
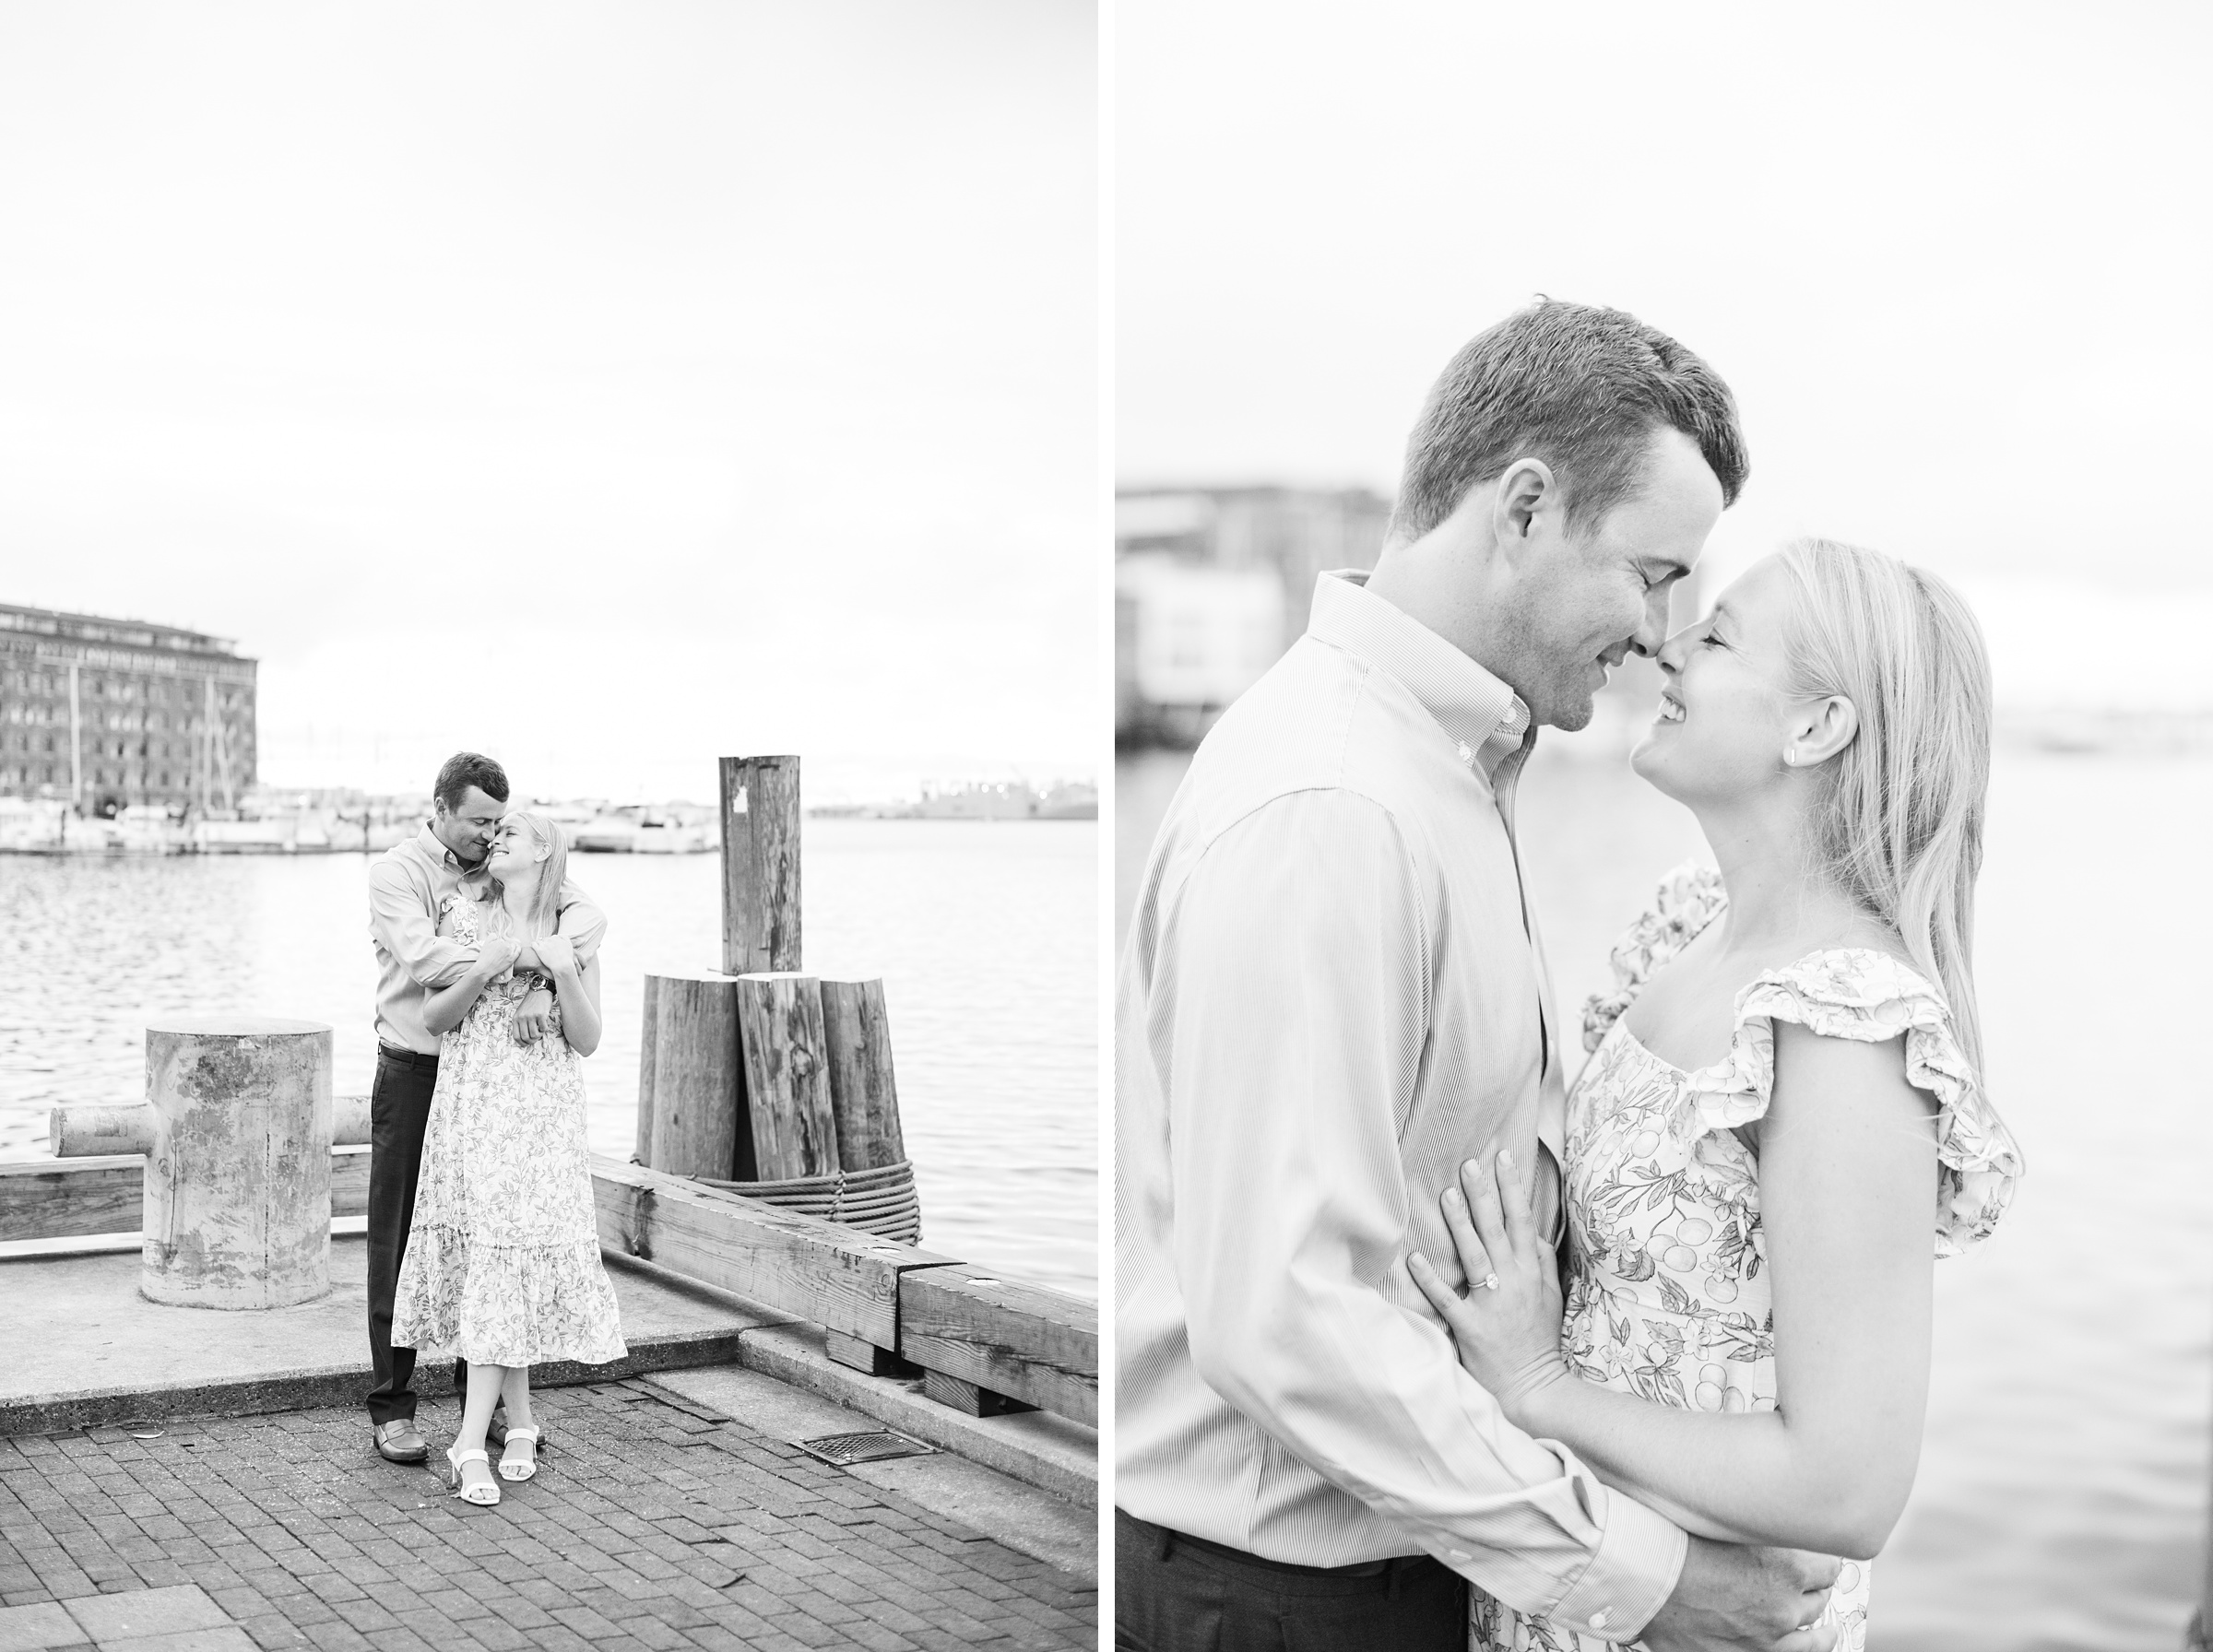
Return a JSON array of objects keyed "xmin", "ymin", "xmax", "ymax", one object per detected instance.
[{"xmin": 795, "ymin": 1429, "xmax": 939, "ymax": 1468}]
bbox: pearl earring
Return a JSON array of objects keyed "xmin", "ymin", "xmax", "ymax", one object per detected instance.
[{"xmin": 1783, "ymin": 748, "xmax": 1798, "ymax": 767}]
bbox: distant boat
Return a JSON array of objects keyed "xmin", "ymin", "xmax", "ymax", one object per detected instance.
[
  {"xmin": 572, "ymin": 817, "xmax": 639, "ymax": 853},
  {"xmin": 633, "ymin": 819, "xmax": 709, "ymax": 854},
  {"xmin": 1034, "ymin": 783, "xmax": 1098, "ymax": 820},
  {"xmin": 572, "ymin": 806, "xmax": 715, "ymax": 854}
]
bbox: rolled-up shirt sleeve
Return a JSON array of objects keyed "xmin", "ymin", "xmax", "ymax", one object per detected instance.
[
  {"xmin": 1166, "ymin": 790, "xmax": 1685, "ymax": 1638},
  {"xmin": 369, "ymin": 862, "xmax": 476, "ymax": 989},
  {"xmin": 553, "ymin": 881, "xmax": 608, "ymax": 967}
]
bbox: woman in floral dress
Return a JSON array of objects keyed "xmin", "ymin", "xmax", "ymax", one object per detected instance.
[
  {"xmin": 390, "ymin": 811, "xmax": 627, "ymax": 1506},
  {"xmin": 1410, "ymin": 540, "xmax": 2024, "ymax": 1650}
]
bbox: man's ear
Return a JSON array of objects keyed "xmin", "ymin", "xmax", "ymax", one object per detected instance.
[{"xmin": 1488, "ymin": 458, "xmax": 1557, "ymax": 560}]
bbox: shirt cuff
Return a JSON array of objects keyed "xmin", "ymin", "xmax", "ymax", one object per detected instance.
[{"xmin": 1546, "ymin": 1481, "xmax": 1688, "ymax": 1644}]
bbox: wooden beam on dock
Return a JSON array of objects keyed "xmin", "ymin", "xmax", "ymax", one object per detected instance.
[
  {"xmin": 1, "ymin": 1146, "xmax": 372, "ymax": 1244},
  {"xmin": 1, "ymin": 1156, "xmax": 144, "ymax": 1244},
  {"xmin": 900, "ymin": 1263, "xmax": 1098, "ymax": 1426},
  {"xmin": 589, "ymin": 1156, "xmax": 952, "ymax": 1350},
  {"xmin": 720, "ymin": 755, "xmax": 801, "ymax": 976}
]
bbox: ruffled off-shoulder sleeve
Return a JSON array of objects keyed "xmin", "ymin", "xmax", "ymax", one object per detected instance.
[
  {"xmin": 1581, "ymin": 861, "xmax": 1729, "ymax": 1053},
  {"xmin": 1680, "ymin": 950, "xmax": 2025, "ymax": 1257}
]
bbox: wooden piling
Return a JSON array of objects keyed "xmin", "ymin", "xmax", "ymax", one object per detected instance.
[
  {"xmin": 141, "ymin": 1017, "xmax": 333, "ymax": 1310},
  {"xmin": 818, "ymin": 977, "xmax": 907, "ymax": 1173},
  {"xmin": 720, "ymin": 755, "xmax": 802, "ymax": 976},
  {"xmin": 734, "ymin": 973, "xmax": 840, "ymax": 1180},
  {"xmin": 634, "ymin": 974, "xmax": 662, "ymax": 1165},
  {"xmin": 641, "ymin": 974, "xmax": 748, "ymax": 1181}
]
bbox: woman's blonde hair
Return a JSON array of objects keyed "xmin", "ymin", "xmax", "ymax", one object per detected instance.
[
  {"xmin": 483, "ymin": 811, "xmax": 569, "ymax": 943},
  {"xmin": 1776, "ymin": 537, "xmax": 1992, "ymax": 1068}
]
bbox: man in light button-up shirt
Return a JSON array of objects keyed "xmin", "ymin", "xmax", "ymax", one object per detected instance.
[
  {"xmin": 362, "ymin": 751, "xmax": 606, "ymax": 1461},
  {"xmin": 1118, "ymin": 302, "xmax": 1844, "ymax": 1652}
]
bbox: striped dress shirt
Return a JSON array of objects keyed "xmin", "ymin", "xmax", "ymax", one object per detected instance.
[
  {"xmin": 368, "ymin": 825, "xmax": 607, "ymax": 1056},
  {"xmin": 1116, "ymin": 571, "xmax": 1686, "ymax": 1641}
]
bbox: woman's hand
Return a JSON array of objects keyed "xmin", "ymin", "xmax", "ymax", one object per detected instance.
[
  {"xmin": 535, "ymin": 934, "xmax": 577, "ymax": 980},
  {"xmin": 1409, "ymin": 1149, "xmax": 1572, "ymax": 1431},
  {"xmin": 477, "ymin": 935, "xmax": 521, "ymax": 978}
]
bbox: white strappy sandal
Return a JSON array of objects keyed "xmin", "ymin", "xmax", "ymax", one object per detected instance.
[
  {"xmin": 498, "ymin": 1427, "xmax": 541, "ymax": 1482},
  {"xmin": 444, "ymin": 1445, "xmax": 501, "ymax": 1505}
]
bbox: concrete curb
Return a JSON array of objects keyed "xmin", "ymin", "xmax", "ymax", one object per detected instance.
[
  {"xmin": 2, "ymin": 1246, "xmax": 1099, "ymax": 1514},
  {"xmin": 605, "ymin": 1252, "xmax": 1098, "ymax": 1506},
  {"xmin": 0, "ymin": 1322, "xmax": 761, "ymax": 1437}
]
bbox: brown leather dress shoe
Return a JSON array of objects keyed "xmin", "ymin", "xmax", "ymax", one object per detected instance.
[{"xmin": 373, "ymin": 1419, "xmax": 429, "ymax": 1464}]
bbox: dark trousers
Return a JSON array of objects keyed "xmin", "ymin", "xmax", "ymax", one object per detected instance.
[
  {"xmin": 365, "ymin": 1046, "xmax": 467, "ymax": 1424},
  {"xmin": 1115, "ymin": 1510, "xmax": 1466, "ymax": 1652}
]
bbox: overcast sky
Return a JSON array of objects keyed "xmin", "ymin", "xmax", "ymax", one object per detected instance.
[
  {"xmin": 0, "ymin": 2, "xmax": 1095, "ymax": 801},
  {"xmin": 1118, "ymin": 1, "xmax": 2212, "ymax": 712}
]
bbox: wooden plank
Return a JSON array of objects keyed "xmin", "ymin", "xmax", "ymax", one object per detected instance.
[
  {"xmin": 1, "ymin": 1147, "xmax": 371, "ymax": 1243},
  {"xmin": 824, "ymin": 1328, "xmax": 917, "ymax": 1377},
  {"xmin": 734, "ymin": 974, "xmax": 839, "ymax": 1179},
  {"xmin": 331, "ymin": 1144, "xmax": 370, "ymax": 1220},
  {"xmin": 922, "ymin": 1369, "xmax": 1037, "ymax": 1419},
  {"xmin": 644, "ymin": 973, "xmax": 745, "ymax": 1180},
  {"xmin": 900, "ymin": 1263, "xmax": 1098, "ymax": 1426},
  {"xmin": 720, "ymin": 755, "xmax": 802, "ymax": 975},
  {"xmin": 0, "ymin": 1156, "xmax": 143, "ymax": 1243},
  {"xmin": 52, "ymin": 1095, "xmax": 373, "ymax": 1158},
  {"xmin": 819, "ymin": 977, "xmax": 908, "ymax": 1173},
  {"xmin": 590, "ymin": 1156, "xmax": 953, "ymax": 1347}
]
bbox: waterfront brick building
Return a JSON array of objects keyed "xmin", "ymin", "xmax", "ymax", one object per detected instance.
[{"xmin": 0, "ymin": 602, "xmax": 256, "ymax": 813}]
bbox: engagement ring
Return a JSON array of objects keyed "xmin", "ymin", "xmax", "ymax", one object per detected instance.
[{"xmin": 1473, "ymin": 1273, "xmax": 1499, "ymax": 1292}]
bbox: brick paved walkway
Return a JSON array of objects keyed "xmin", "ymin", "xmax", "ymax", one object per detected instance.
[{"xmin": 0, "ymin": 1380, "xmax": 1095, "ymax": 1652}]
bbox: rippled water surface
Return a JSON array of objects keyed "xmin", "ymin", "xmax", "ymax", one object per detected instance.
[
  {"xmin": 2, "ymin": 819, "xmax": 1097, "ymax": 1297},
  {"xmin": 1120, "ymin": 745, "xmax": 2213, "ymax": 1651}
]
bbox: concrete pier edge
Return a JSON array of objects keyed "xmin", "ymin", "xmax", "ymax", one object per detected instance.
[
  {"xmin": 1, "ymin": 1244, "xmax": 1097, "ymax": 1509},
  {"xmin": 610, "ymin": 1249, "xmax": 1098, "ymax": 1506}
]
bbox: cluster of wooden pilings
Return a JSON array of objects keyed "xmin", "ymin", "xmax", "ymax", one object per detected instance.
[
  {"xmin": 0, "ymin": 753, "xmax": 1096, "ymax": 1434},
  {"xmin": 639, "ymin": 756, "xmax": 914, "ymax": 1235}
]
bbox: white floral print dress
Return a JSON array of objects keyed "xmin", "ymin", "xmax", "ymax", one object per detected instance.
[
  {"xmin": 1471, "ymin": 864, "xmax": 2023, "ymax": 1652},
  {"xmin": 390, "ymin": 894, "xmax": 627, "ymax": 1369}
]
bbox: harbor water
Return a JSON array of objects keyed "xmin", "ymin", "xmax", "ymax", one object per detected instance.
[
  {"xmin": 1119, "ymin": 743, "xmax": 2213, "ymax": 1651},
  {"xmin": 1, "ymin": 818, "xmax": 1097, "ymax": 1298}
]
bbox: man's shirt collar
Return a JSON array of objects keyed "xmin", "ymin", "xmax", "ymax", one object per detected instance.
[
  {"xmin": 415, "ymin": 822, "xmax": 488, "ymax": 879},
  {"xmin": 1307, "ymin": 570, "xmax": 1533, "ymax": 780}
]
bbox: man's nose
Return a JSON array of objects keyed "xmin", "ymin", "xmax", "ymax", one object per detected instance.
[{"xmin": 1629, "ymin": 589, "xmax": 1672, "ymax": 657}]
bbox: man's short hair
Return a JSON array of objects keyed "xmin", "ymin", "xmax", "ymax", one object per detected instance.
[
  {"xmin": 433, "ymin": 751, "xmax": 510, "ymax": 813},
  {"xmin": 1390, "ymin": 298, "xmax": 1747, "ymax": 544}
]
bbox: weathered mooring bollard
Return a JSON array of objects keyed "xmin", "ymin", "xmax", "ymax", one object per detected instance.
[{"xmin": 141, "ymin": 1016, "xmax": 334, "ymax": 1309}]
